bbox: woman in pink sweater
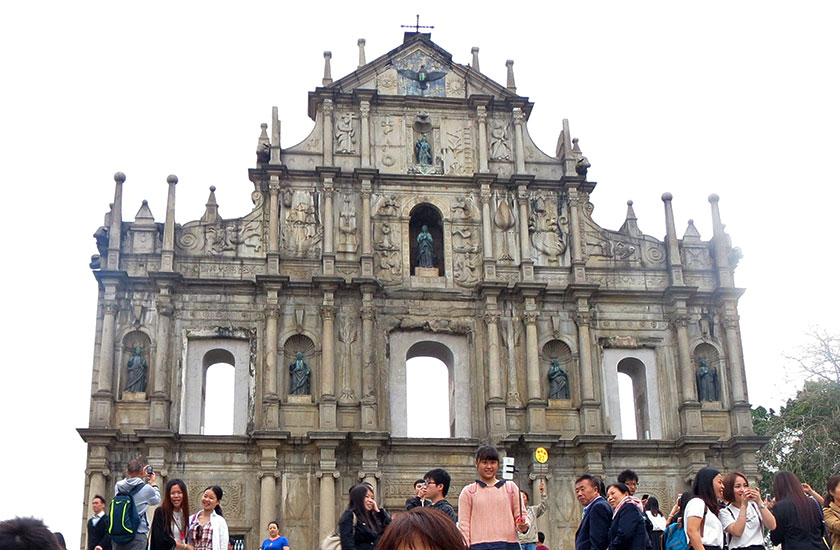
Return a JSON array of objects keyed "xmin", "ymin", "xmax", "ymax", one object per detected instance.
[{"xmin": 458, "ymin": 446, "xmax": 530, "ymax": 550}]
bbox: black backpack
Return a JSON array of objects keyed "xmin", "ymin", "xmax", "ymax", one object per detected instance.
[{"xmin": 108, "ymin": 483, "xmax": 144, "ymax": 544}]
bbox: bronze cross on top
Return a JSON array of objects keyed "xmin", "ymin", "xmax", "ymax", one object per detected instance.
[{"xmin": 401, "ymin": 14, "xmax": 434, "ymax": 33}]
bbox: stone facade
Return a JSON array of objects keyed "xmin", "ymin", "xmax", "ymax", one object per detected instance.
[{"xmin": 79, "ymin": 33, "xmax": 765, "ymax": 550}]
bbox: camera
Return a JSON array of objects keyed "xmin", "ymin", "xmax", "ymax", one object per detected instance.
[{"xmin": 146, "ymin": 466, "xmax": 153, "ymax": 475}]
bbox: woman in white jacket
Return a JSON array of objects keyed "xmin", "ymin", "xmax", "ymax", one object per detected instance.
[{"xmin": 188, "ymin": 486, "xmax": 229, "ymax": 550}]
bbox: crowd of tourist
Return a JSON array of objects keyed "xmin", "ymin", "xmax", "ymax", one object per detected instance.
[{"xmin": 2, "ymin": 450, "xmax": 837, "ymax": 550}]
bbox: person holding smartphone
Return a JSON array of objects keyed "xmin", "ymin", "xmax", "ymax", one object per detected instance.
[{"xmin": 719, "ymin": 472, "xmax": 775, "ymax": 550}]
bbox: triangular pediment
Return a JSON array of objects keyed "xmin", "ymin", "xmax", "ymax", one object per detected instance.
[{"xmin": 327, "ymin": 33, "xmax": 517, "ymax": 101}]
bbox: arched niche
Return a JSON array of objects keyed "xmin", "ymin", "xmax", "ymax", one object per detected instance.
[
  {"xmin": 409, "ymin": 203, "xmax": 445, "ymax": 276},
  {"xmin": 388, "ymin": 331, "xmax": 470, "ymax": 437},
  {"xmin": 542, "ymin": 340, "xmax": 574, "ymax": 401},
  {"xmin": 120, "ymin": 330, "xmax": 152, "ymax": 398},
  {"xmin": 693, "ymin": 342, "xmax": 722, "ymax": 402},
  {"xmin": 601, "ymin": 348, "xmax": 663, "ymax": 440},
  {"xmin": 181, "ymin": 333, "xmax": 252, "ymax": 435},
  {"xmin": 283, "ymin": 334, "xmax": 317, "ymax": 398}
]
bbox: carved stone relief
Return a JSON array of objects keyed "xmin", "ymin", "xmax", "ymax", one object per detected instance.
[
  {"xmin": 445, "ymin": 75, "xmax": 466, "ymax": 98},
  {"xmin": 451, "ymin": 194, "xmax": 476, "ymax": 219},
  {"xmin": 489, "ymin": 121, "xmax": 512, "ymax": 160},
  {"xmin": 494, "ymin": 191, "xmax": 517, "ymax": 262},
  {"xmin": 374, "ymin": 194, "xmax": 400, "ymax": 218},
  {"xmin": 337, "ymin": 196, "xmax": 358, "ymax": 253},
  {"xmin": 175, "ymin": 211, "xmax": 263, "ymax": 258},
  {"xmin": 528, "ymin": 191, "xmax": 566, "ymax": 265},
  {"xmin": 453, "ymin": 252, "xmax": 480, "ymax": 287},
  {"xmin": 338, "ymin": 313, "xmax": 358, "ymax": 402},
  {"xmin": 335, "ymin": 112, "xmax": 357, "ymax": 154},
  {"xmin": 281, "ymin": 191, "xmax": 322, "ymax": 258},
  {"xmin": 376, "ymin": 69, "xmax": 398, "ymax": 94},
  {"xmin": 373, "ymin": 222, "xmax": 402, "ymax": 285}
]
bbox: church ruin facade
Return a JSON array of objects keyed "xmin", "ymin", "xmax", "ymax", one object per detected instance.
[{"xmin": 79, "ymin": 33, "xmax": 763, "ymax": 550}]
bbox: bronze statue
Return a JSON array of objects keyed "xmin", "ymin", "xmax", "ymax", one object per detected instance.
[
  {"xmin": 416, "ymin": 225, "xmax": 436, "ymax": 268},
  {"xmin": 124, "ymin": 346, "xmax": 148, "ymax": 393},
  {"xmin": 415, "ymin": 135, "xmax": 433, "ymax": 166},
  {"xmin": 696, "ymin": 358, "xmax": 719, "ymax": 401},
  {"xmin": 289, "ymin": 351, "xmax": 311, "ymax": 395},
  {"xmin": 548, "ymin": 358, "xmax": 570, "ymax": 399}
]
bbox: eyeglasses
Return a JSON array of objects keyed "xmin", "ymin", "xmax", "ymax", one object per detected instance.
[{"xmin": 424, "ymin": 480, "xmax": 437, "ymax": 487}]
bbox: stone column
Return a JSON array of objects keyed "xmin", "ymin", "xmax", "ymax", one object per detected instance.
[
  {"xmin": 320, "ymin": 305, "xmax": 336, "ymax": 399},
  {"xmin": 268, "ymin": 176, "xmax": 280, "ymax": 274},
  {"xmin": 360, "ymin": 291, "xmax": 377, "ymax": 429},
  {"xmin": 481, "ymin": 185, "xmax": 494, "ymax": 260},
  {"xmin": 361, "ymin": 185, "xmax": 372, "ymax": 254},
  {"xmin": 477, "ymin": 105, "xmax": 488, "ymax": 172},
  {"xmin": 317, "ymin": 443, "xmax": 339, "ymax": 542},
  {"xmin": 323, "ymin": 99, "xmax": 334, "ymax": 166},
  {"xmin": 93, "ymin": 300, "xmax": 118, "ymax": 426},
  {"xmin": 671, "ymin": 310, "xmax": 702, "ymax": 434},
  {"xmin": 323, "ymin": 181, "xmax": 335, "ymax": 255},
  {"xmin": 360, "ymin": 101, "xmax": 371, "ymax": 167},
  {"xmin": 264, "ymin": 296, "xmax": 280, "ymax": 429},
  {"xmin": 575, "ymin": 308, "xmax": 602, "ymax": 434},
  {"xmin": 485, "ymin": 312, "xmax": 503, "ymax": 400},
  {"xmin": 517, "ymin": 186, "xmax": 530, "ymax": 262},
  {"xmin": 722, "ymin": 314, "xmax": 747, "ymax": 404},
  {"xmin": 567, "ymin": 186, "xmax": 586, "ymax": 283},
  {"xmin": 709, "ymin": 194, "xmax": 734, "ymax": 288},
  {"xmin": 150, "ymin": 292, "xmax": 173, "ymax": 429},
  {"xmin": 259, "ymin": 474, "xmax": 277, "ymax": 533},
  {"xmin": 161, "ymin": 175, "xmax": 177, "ymax": 272},
  {"xmin": 512, "ymin": 108, "xmax": 526, "ymax": 174},
  {"xmin": 524, "ymin": 310, "xmax": 541, "ymax": 401},
  {"xmin": 88, "ymin": 470, "xmax": 106, "ymax": 509}
]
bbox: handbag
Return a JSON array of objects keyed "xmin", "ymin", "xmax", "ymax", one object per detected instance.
[{"xmin": 320, "ymin": 513, "xmax": 357, "ymax": 550}]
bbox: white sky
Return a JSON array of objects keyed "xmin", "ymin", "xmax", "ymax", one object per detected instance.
[{"xmin": 1, "ymin": 1, "xmax": 838, "ymax": 547}]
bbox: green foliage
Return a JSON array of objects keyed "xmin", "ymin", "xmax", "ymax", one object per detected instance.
[{"xmin": 753, "ymin": 379, "xmax": 840, "ymax": 497}]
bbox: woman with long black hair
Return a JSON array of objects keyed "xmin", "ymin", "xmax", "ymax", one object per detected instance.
[
  {"xmin": 769, "ymin": 471, "xmax": 827, "ymax": 550},
  {"xmin": 151, "ymin": 479, "xmax": 193, "ymax": 550},
  {"xmin": 187, "ymin": 486, "xmax": 229, "ymax": 550},
  {"xmin": 685, "ymin": 468, "xmax": 725, "ymax": 550},
  {"xmin": 339, "ymin": 484, "xmax": 391, "ymax": 550},
  {"xmin": 645, "ymin": 497, "xmax": 667, "ymax": 550}
]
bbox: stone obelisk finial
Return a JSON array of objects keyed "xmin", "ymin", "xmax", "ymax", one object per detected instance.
[
  {"xmin": 161, "ymin": 175, "xmax": 178, "ymax": 271},
  {"xmin": 471, "ymin": 47, "xmax": 480, "ymax": 72},
  {"xmin": 322, "ymin": 51, "xmax": 333, "ymax": 86},
  {"xmin": 358, "ymin": 39, "xmax": 366, "ymax": 68},
  {"xmin": 506, "ymin": 59, "xmax": 516, "ymax": 93}
]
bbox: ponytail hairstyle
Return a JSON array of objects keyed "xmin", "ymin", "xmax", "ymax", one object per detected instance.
[
  {"xmin": 667, "ymin": 492, "xmax": 694, "ymax": 527},
  {"xmin": 204, "ymin": 485, "xmax": 224, "ymax": 516}
]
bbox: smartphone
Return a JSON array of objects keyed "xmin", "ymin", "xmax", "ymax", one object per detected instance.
[
  {"xmin": 642, "ymin": 494, "xmax": 649, "ymax": 500},
  {"xmin": 146, "ymin": 466, "xmax": 154, "ymax": 475}
]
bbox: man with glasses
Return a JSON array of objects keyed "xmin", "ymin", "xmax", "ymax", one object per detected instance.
[{"xmin": 424, "ymin": 468, "xmax": 457, "ymax": 523}]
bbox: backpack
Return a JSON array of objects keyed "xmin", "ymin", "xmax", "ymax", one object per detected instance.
[
  {"xmin": 109, "ymin": 483, "xmax": 145, "ymax": 544},
  {"xmin": 664, "ymin": 523, "xmax": 689, "ymax": 550}
]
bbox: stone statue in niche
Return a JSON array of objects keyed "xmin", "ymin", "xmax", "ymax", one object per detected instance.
[
  {"xmin": 548, "ymin": 358, "xmax": 569, "ymax": 399},
  {"xmin": 289, "ymin": 352, "xmax": 311, "ymax": 395},
  {"xmin": 415, "ymin": 135, "xmax": 433, "ymax": 166},
  {"xmin": 489, "ymin": 122, "xmax": 511, "ymax": 160},
  {"xmin": 416, "ymin": 225, "xmax": 436, "ymax": 267},
  {"xmin": 696, "ymin": 358, "xmax": 719, "ymax": 401},
  {"xmin": 338, "ymin": 196, "xmax": 358, "ymax": 253},
  {"xmin": 124, "ymin": 346, "xmax": 148, "ymax": 393},
  {"xmin": 335, "ymin": 112, "xmax": 356, "ymax": 154}
]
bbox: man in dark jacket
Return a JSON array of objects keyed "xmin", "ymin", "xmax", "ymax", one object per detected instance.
[
  {"xmin": 406, "ymin": 479, "xmax": 429, "ymax": 510},
  {"xmin": 575, "ymin": 474, "xmax": 611, "ymax": 550},
  {"xmin": 87, "ymin": 494, "xmax": 111, "ymax": 550},
  {"xmin": 424, "ymin": 468, "xmax": 458, "ymax": 523}
]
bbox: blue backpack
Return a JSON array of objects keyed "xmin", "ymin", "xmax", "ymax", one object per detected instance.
[
  {"xmin": 664, "ymin": 522, "xmax": 689, "ymax": 550},
  {"xmin": 109, "ymin": 483, "xmax": 144, "ymax": 543}
]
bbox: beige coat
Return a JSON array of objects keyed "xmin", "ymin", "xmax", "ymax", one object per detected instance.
[{"xmin": 825, "ymin": 501, "xmax": 840, "ymax": 550}]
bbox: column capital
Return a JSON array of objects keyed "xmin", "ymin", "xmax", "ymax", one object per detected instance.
[
  {"xmin": 573, "ymin": 311, "xmax": 592, "ymax": 326},
  {"xmin": 320, "ymin": 305, "xmax": 336, "ymax": 321},
  {"xmin": 322, "ymin": 98, "xmax": 334, "ymax": 114},
  {"xmin": 512, "ymin": 107, "xmax": 525, "ymax": 125},
  {"xmin": 669, "ymin": 314, "xmax": 691, "ymax": 329},
  {"xmin": 360, "ymin": 101, "xmax": 370, "ymax": 117},
  {"xmin": 721, "ymin": 314, "xmax": 740, "ymax": 329},
  {"xmin": 360, "ymin": 306, "xmax": 375, "ymax": 321},
  {"xmin": 476, "ymin": 105, "xmax": 487, "ymax": 121},
  {"xmin": 484, "ymin": 311, "xmax": 501, "ymax": 324},
  {"xmin": 103, "ymin": 302, "xmax": 120, "ymax": 316},
  {"xmin": 155, "ymin": 299, "xmax": 175, "ymax": 317},
  {"xmin": 523, "ymin": 311, "xmax": 540, "ymax": 325}
]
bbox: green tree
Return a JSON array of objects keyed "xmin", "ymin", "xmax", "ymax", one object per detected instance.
[{"xmin": 753, "ymin": 330, "xmax": 840, "ymax": 497}]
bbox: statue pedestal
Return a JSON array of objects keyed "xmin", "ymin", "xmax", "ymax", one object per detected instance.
[
  {"xmin": 122, "ymin": 391, "xmax": 147, "ymax": 402},
  {"xmin": 548, "ymin": 398, "xmax": 572, "ymax": 408},
  {"xmin": 288, "ymin": 395, "xmax": 313, "ymax": 404},
  {"xmin": 415, "ymin": 267, "xmax": 439, "ymax": 277}
]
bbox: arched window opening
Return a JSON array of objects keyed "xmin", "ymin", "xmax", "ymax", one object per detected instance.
[
  {"xmin": 617, "ymin": 357, "xmax": 650, "ymax": 439},
  {"xmin": 617, "ymin": 372, "xmax": 637, "ymax": 439},
  {"xmin": 405, "ymin": 341, "xmax": 454, "ymax": 437},
  {"xmin": 409, "ymin": 204, "xmax": 444, "ymax": 276},
  {"xmin": 202, "ymin": 349, "xmax": 235, "ymax": 435},
  {"xmin": 406, "ymin": 356, "xmax": 449, "ymax": 437}
]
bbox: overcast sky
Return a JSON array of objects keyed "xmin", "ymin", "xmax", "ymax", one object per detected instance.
[{"xmin": 1, "ymin": 1, "xmax": 838, "ymax": 547}]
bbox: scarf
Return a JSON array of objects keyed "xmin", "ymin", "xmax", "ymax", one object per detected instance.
[{"xmin": 613, "ymin": 495, "xmax": 645, "ymax": 518}]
